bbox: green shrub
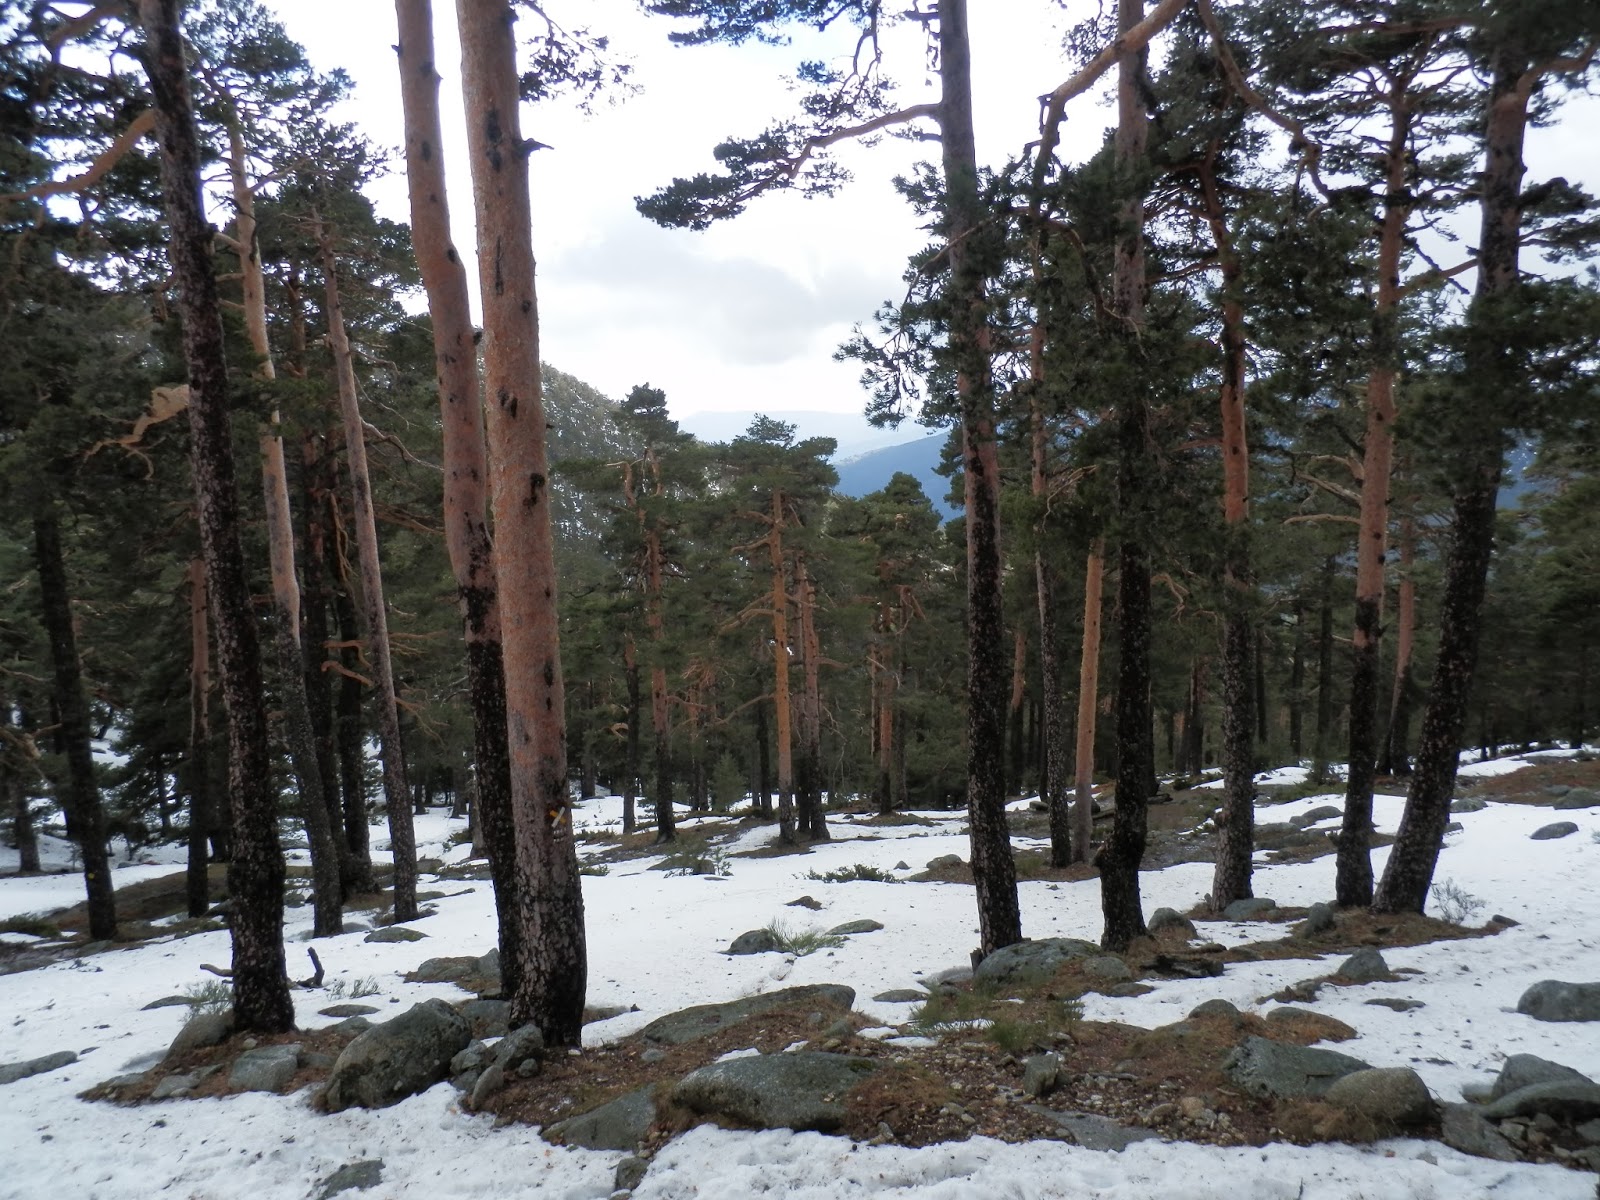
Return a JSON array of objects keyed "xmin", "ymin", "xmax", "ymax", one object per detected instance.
[
  {"xmin": 803, "ymin": 863, "xmax": 898, "ymax": 884},
  {"xmin": 761, "ymin": 919, "xmax": 845, "ymax": 957}
]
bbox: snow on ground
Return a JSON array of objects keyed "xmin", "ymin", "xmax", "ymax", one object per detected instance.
[{"xmin": 1, "ymin": 752, "xmax": 1598, "ymax": 1198}]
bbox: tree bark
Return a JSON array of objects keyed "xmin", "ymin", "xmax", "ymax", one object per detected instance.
[
  {"xmin": 327, "ymin": 525, "xmax": 375, "ymax": 891},
  {"xmin": 395, "ymin": 0, "xmax": 519, "ymax": 991},
  {"xmin": 138, "ymin": 0, "xmax": 291, "ymax": 1032},
  {"xmin": 318, "ymin": 220, "xmax": 418, "ymax": 925},
  {"xmin": 1311, "ymin": 558, "xmax": 1337, "ymax": 783},
  {"xmin": 768, "ymin": 493, "xmax": 796, "ymax": 843},
  {"xmin": 183, "ymin": 556, "xmax": 210, "ymax": 917},
  {"xmin": 1379, "ymin": 511, "xmax": 1417, "ymax": 775},
  {"xmin": 1288, "ymin": 592, "xmax": 1306, "ymax": 759},
  {"xmin": 1072, "ymin": 541, "xmax": 1104, "ymax": 863},
  {"xmin": 622, "ymin": 635, "xmax": 640, "ymax": 834},
  {"xmin": 1374, "ymin": 48, "xmax": 1531, "ymax": 915},
  {"xmin": 457, "ymin": 0, "xmax": 586, "ymax": 1042},
  {"xmin": 754, "ymin": 695, "xmax": 772, "ymax": 817},
  {"xmin": 1095, "ymin": 0, "xmax": 1153, "ymax": 953},
  {"xmin": 5, "ymin": 721, "xmax": 40, "ymax": 873},
  {"xmin": 1031, "ymin": 354, "xmax": 1072, "ymax": 866},
  {"xmin": 795, "ymin": 551, "xmax": 828, "ymax": 840}
]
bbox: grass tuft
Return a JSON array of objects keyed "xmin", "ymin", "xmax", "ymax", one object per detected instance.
[{"xmin": 803, "ymin": 863, "xmax": 898, "ymax": 884}]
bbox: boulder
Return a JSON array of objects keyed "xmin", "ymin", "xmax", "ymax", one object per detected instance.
[
  {"xmin": 1323, "ymin": 1067, "xmax": 1436, "ymax": 1127},
  {"xmin": 364, "ymin": 927, "xmax": 426, "ymax": 944},
  {"xmin": 1364, "ymin": 998, "xmax": 1424, "ymax": 1013},
  {"xmin": 457, "ymin": 999, "xmax": 511, "ymax": 1039},
  {"xmin": 319, "ymin": 1004, "xmax": 379, "ymax": 1018},
  {"xmin": 872, "ymin": 990, "xmax": 927, "ymax": 1003},
  {"xmin": 1147, "ymin": 908, "xmax": 1197, "ymax": 939},
  {"xmin": 1083, "ymin": 956, "xmax": 1134, "ymax": 984},
  {"xmin": 726, "ymin": 929, "xmax": 782, "ymax": 956},
  {"xmin": 1481, "ymin": 1081, "xmax": 1600, "ymax": 1122},
  {"xmin": 786, "ymin": 896, "xmax": 822, "ymax": 910},
  {"xmin": 1022, "ymin": 1052, "xmax": 1061, "ymax": 1098},
  {"xmin": 544, "ymin": 1085, "xmax": 658, "ymax": 1150},
  {"xmin": 150, "ymin": 1073, "xmax": 198, "ymax": 1100},
  {"xmin": 925, "ymin": 854, "xmax": 964, "ymax": 870},
  {"xmin": 1292, "ymin": 805, "xmax": 1343, "ymax": 829},
  {"xmin": 1491, "ymin": 1054, "xmax": 1593, "ymax": 1099},
  {"xmin": 448, "ymin": 1041, "xmax": 490, "ymax": 1091},
  {"xmin": 1222, "ymin": 1036, "xmax": 1370, "ymax": 1100},
  {"xmin": 1530, "ymin": 822, "xmax": 1578, "ymax": 841},
  {"xmin": 492, "ymin": 1025, "xmax": 546, "ymax": 1078},
  {"xmin": 670, "ymin": 1051, "xmax": 879, "ymax": 1132},
  {"xmin": 1222, "ymin": 898, "xmax": 1278, "ymax": 921},
  {"xmin": 1188, "ymin": 999, "xmax": 1243, "ymax": 1022},
  {"xmin": 972, "ymin": 938, "xmax": 1100, "ymax": 987},
  {"xmin": 1025, "ymin": 1106, "xmax": 1161, "ymax": 1151},
  {"xmin": 330, "ymin": 1016, "xmax": 373, "ymax": 1038},
  {"xmin": 228, "ymin": 1043, "xmax": 300, "ymax": 1093},
  {"xmin": 1516, "ymin": 979, "xmax": 1600, "ymax": 1022},
  {"xmin": 315, "ymin": 1160, "xmax": 384, "ymax": 1200},
  {"xmin": 0, "ymin": 1050, "xmax": 77, "ymax": 1086},
  {"xmin": 1296, "ymin": 902, "xmax": 1336, "ymax": 937},
  {"xmin": 408, "ymin": 956, "xmax": 478, "ymax": 983},
  {"xmin": 1440, "ymin": 1103, "xmax": 1520, "ymax": 1162},
  {"xmin": 1334, "ymin": 947, "xmax": 1390, "ymax": 983},
  {"xmin": 614, "ymin": 1157, "xmax": 649, "ymax": 1192},
  {"xmin": 321, "ymin": 999, "xmax": 472, "ymax": 1112},
  {"xmin": 827, "ymin": 920, "xmax": 884, "ymax": 936},
  {"xmin": 164, "ymin": 1012, "xmax": 233, "ymax": 1061},
  {"xmin": 1450, "ymin": 797, "xmax": 1488, "ymax": 813},
  {"xmin": 1554, "ymin": 787, "xmax": 1598, "ymax": 810},
  {"xmin": 641, "ymin": 985, "xmax": 856, "ymax": 1046}
]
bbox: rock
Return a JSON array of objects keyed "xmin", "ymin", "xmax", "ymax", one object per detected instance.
[
  {"xmin": 321, "ymin": 999, "xmax": 472, "ymax": 1112},
  {"xmin": 1295, "ymin": 902, "xmax": 1336, "ymax": 938},
  {"xmin": 925, "ymin": 854, "xmax": 964, "ymax": 870},
  {"xmin": 894, "ymin": 861, "xmax": 909, "ymax": 871},
  {"xmin": 786, "ymin": 896, "xmax": 822, "ymax": 910},
  {"xmin": 1335, "ymin": 947, "xmax": 1390, "ymax": 983},
  {"xmin": 1083, "ymin": 955, "xmax": 1134, "ymax": 984},
  {"xmin": 1554, "ymin": 787, "xmax": 1598, "ymax": 810},
  {"xmin": 1364, "ymin": 998, "xmax": 1424, "ymax": 1012},
  {"xmin": 1147, "ymin": 908, "xmax": 1197, "ymax": 939},
  {"xmin": 315, "ymin": 1160, "xmax": 384, "ymax": 1200},
  {"xmin": 364, "ymin": 927, "xmax": 426, "ymax": 943},
  {"xmin": 1024, "ymin": 1106, "xmax": 1161, "ymax": 1151},
  {"xmin": 468, "ymin": 1063, "xmax": 505, "ymax": 1108},
  {"xmin": 165, "ymin": 1012, "xmax": 234, "ymax": 1062},
  {"xmin": 1222, "ymin": 898, "xmax": 1278, "ymax": 921},
  {"xmin": 1022, "ymin": 1053, "xmax": 1061, "ymax": 1098},
  {"xmin": 408, "ymin": 956, "xmax": 477, "ymax": 983},
  {"xmin": 1292, "ymin": 805, "xmax": 1343, "ymax": 828},
  {"xmin": 476, "ymin": 948, "xmax": 501, "ymax": 980},
  {"xmin": 1450, "ymin": 797, "xmax": 1488, "ymax": 813},
  {"xmin": 640, "ymin": 985, "xmax": 856, "ymax": 1046},
  {"xmin": 827, "ymin": 920, "xmax": 884, "ymax": 936},
  {"xmin": 1576, "ymin": 1118, "xmax": 1600, "ymax": 1145},
  {"xmin": 1516, "ymin": 980, "xmax": 1600, "ymax": 1022},
  {"xmin": 614, "ymin": 1157, "xmax": 649, "ymax": 1192},
  {"xmin": 330, "ymin": 1017, "xmax": 373, "ymax": 1038},
  {"xmin": 1440, "ymin": 1103, "xmax": 1521, "ymax": 1162},
  {"xmin": 150, "ymin": 1073, "xmax": 197, "ymax": 1100},
  {"xmin": 640, "ymin": 1048, "xmax": 667, "ymax": 1065},
  {"xmin": 457, "ymin": 999, "xmax": 511, "ymax": 1039},
  {"xmin": 671, "ymin": 1051, "xmax": 879, "ymax": 1132},
  {"xmin": 492, "ymin": 1025, "xmax": 546, "ymax": 1078},
  {"xmin": 1105, "ymin": 982, "xmax": 1150, "ymax": 998},
  {"xmin": 449, "ymin": 1041, "xmax": 490, "ymax": 1090},
  {"xmin": 1481, "ymin": 1081, "xmax": 1600, "ymax": 1122},
  {"xmin": 972, "ymin": 938, "xmax": 1100, "ymax": 987},
  {"xmin": 872, "ymin": 990, "xmax": 927, "ymax": 1003},
  {"xmin": 1222, "ymin": 1037, "xmax": 1370, "ymax": 1100},
  {"xmin": 0, "ymin": 1050, "xmax": 77, "ymax": 1086},
  {"xmin": 1530, "ymin": 822, "xmax": 1578, "ymax": 840},
  {"xmin": 1324, "ymin": 1067, "xmax": 1435, "ymax": 1127},
  {"xmin": 228, "ymin": 1043, "xmax": 300, "ymax": 1093},
  {"xmin": 583, "ymin": 1004, "xmax": 633, "ymax": 1024},
  {"xmin": 1491, "ymin": 1054, "xmax": 1593, "ymax": 1099},
  {"xmin": 301, "ymin": 1052, "xmax": 337, "ymax": 1071},
  {"xmin": 319, "ymin": 1004, "xmax": 380, "ymax": 1018},
  {"xmin": 726, "ymin": 928, "xmax": 782, "ymax": 955},
  {"xmin": 545, "ymin": 1085, "xmax": 658, "ymax": 1150},
  {"xmin": 1445, "ymin": 821, "xmax": 1464, "ymax": 834},
  {"xmin": 141, "ymin": 995, "xmax": 192, "ymax": 1011},
  {"xmin": 1188, "ymin": 999, "xmax": 1242, "ymax": 1022}
]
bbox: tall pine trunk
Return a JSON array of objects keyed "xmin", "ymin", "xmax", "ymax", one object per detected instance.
[
  {"xmin": 1311, "ymin": 558, "xmax": 1337, "ymax": 784},
  {"xmin": 622, "ymin": 635, "xmax": 640, "ymax": 834},
  {"xmin": 1031, "ymin": 357, "xmax": 1071, "ymax": 866},
  {"xmin": 318, "ymin": 222, "xmax": 419, "ymax": 925},
  {"xmin": 1072, "ymin": 541, "xmax": 1105, "ymax": 863},
  {"xmin": 183, "ymin": 556, "xmax": 211, "ymax": 917},
  {"xmin": 1378, "ymin": 511, "xmax": 1417, "ymax": 776},
  {"xmin": 458, "ymin": 0, "xmax": 586, "ymax": 1042},
  {"xmin": 138, "ymin": 0, "xmax": 291, "ymax": 1031},
  {"xmin": 795, "ymin": 551, "xmax": 828, "ymax": 840},
  {"xmin": 767, "ymin": 494, "xmax": 797, "ymax": 843},
  {"xmin": 394, "ymin": 0, "xmax": 519, "ymax": 992}
]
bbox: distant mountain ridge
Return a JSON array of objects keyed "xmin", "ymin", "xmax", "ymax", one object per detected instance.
[{"xmin": 675, "ymin": 408, "xmax": 917, "ymax": 461}]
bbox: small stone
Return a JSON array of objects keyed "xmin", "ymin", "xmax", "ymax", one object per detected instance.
[
  {"xmin": 1440, "ymin": 1103, "xmax": 1520, "ymax": 1162},
  {"xmin": 1364, "ymin": 998, "xmax": 1424, "ymax": 1012},
  {"xmin": 786, "ymin": 896, "xmax": 823, "ymax": 910},
  {"xmin": 1022, "ymin": 1053, "xmax": 1061, "ymax": 1098},
  {"xmin": 1296, "ymin": 902, "xmax": 1336, "ymax": 937},
  {"xmin": 319, "ymin": 1004, "xmax": 380, "ymax": 1019},
  {"xmin": 1450, "ymin": 797, "xmax": 1488, "ymax": 813},
  {"xmin": 1291, "ymin": 805, "xmax": 1342, "ymax": 828},
  {"xmin": 150, "ymin": 1073, "xmax": 198, "ymax": 1100},
  {"xmin": 0, "ymin": 1050, "xmax": 78, "ymax": 1086},
  {"xmin": 315, "ymin": 1159, "xmax": 384, "ymax": 1199},
  {"xmin": 1553, "ymin": 787, "xmax": 1598, "ymax": 810},
  {"xmin": 614, "ymin": 1157, "xmax": 649, "ymax": 1192},
  {"xmin": 469, "ymin": 1063, "xmax": 505, "ymax": 1108},
  {"xmin": 1529, "ymin": 822, "xmax": 1579, "ymax": 841},
  {"xmin": 457, "ymin": 999, "xmax": 511, "ymax": 1039},
  {"xmin": 228, "ymin": 1043, "xmax": 300, "ymax": 1093},
  {"xmin": 1444, "ymin": 821, "xmax": 1464, "ymax": 834},
  {"xmin": 1221, "ymin": 898, "xmax": 1278, "ymax": 921},
  {"xmin": 725, "ymin": 928, "xmax": 782, "ymax": 956},
  {"xmin": 1083, "ymin": 955, "xmax": 1134, "ymax": 984},
  {"xmin": 925, "ymin": 854, "xmax": 964, "ymax": 870},
  {"xmin": 1147, "ymin": 908, "xmax": 1197, "ymax": 939},
  {"xmin": 363, "ymin": 927, "xmax": 427, "ymax": 943},
  {"xmin": 1335, "ymin": 947, "xmax": 1390, "ymax": 983},
  {"xmin": 1188, "ymin": 999, "xmax": 1242, "ymax": 1022},
  {"xmin": 1575, "ymin": 1118, "xmax": 1600, "ymax": 1145},
  {"xmin": 872, "ymin": 990, "xmax": 927, "ymax": 1003},
  {"xmin": 140, "ymin": 996, "xmax": 192, "ymax": 1011},
  {"xmin": 640, "ymin": 1048, "xmax": 667, "ymax": 1065},
  {"xmin": 893, "ymin": 861, "xmax": 909, "ymax": 871},
  {"xmin": 164, "ymin": 1012, "xmax": 234, "ymax": 1062},
  {"xmin": 826, "ymin": 920, "xmax": 884, "ymax": 936}
]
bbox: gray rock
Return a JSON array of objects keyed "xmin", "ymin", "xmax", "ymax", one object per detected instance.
[
  {"xmin": 1335, "ymin": 947, "xmax": 1391, "ymax": 983},
  {"xmin": 787, "ymin": 895, "xmax": 823, "ymax": 910},
  {"xmin": 640, "ymin": 1048, "xmax": 667, "ymax": 1065},
  {"xmin": 319, "ymin": 1004, "xmax": 380, "ymax": 1018},
  {"xmin": 1296, "ymin": 902, "xmax": 1336, "ymax": 938},
  {"xmin": 228, "ymin": 1043, "xmax": 300, "ymax": 1093},
  {"xmin": 726, "ymin": 928, "xmax": 782, "ymax": 955},
  {"xmin": 1025, "ymin": 1106, "xmax": 1161, "ymax": 1151},
  {"xmin": 458, "ymin": 999, "xmax": 511, "ymax": 1039},
  {"xmin": 1364, "ymin": 998, "xmax": 1424, "ymax": 1012},
  {"xmin": 0, "ymin": 1050, "xmax": 77, "ymax": 1086},
  {"xmin": 141, "ymin": 995, "xmax": 192, "ymax": 1011},
  {"xmin": 492, "ymin": 1024, "xmax": 547, "ymax": 1078},
  {"xmin": 1147, "ymin": 908, "xmax": 1197, "ymax": 939},
  {"xmin": 1546, "ymin": 784, "xmax": 1572, "ymax": 797},
  {"xmin": 1450, "ymin": 797, "xmax": 1488, "ymax": 813},
  {"xmin": 449, "ymin": 1040, "xmax": 490, "ymax": 1089},
  {"xmin": 1576, "ymin": 1118, "xmax": 1600, "ymax": 1145},
  {"xmin": 641, "ymin": 985, "xmax": 856, "ymax": 1046},
  {"xmin": 301, "ymin": 1052, "xmax": 337, "ymax": 1071},
  {"xmin": 476, "ymin": 948, "xmax": 501, "ymax": 981},
  {"xmin": 1440, "ymin": 1103, "xmax": 1521, "ymax": 1162},
  {"xmin": 925, "ymin": 854, "xmax": 964, "ymax": 870},
  {"xmin": 872, "ymin": 990, "xmax": 927, "ymax": 1003},
  {"xmin": 1516, "ymin": 979, "xmax": 1600, "ymax": 1022},
  {"xmin": 972, "ymin": 938, "xmax": 1100, "ymax": 987},
  {"xmin": 1554, "ymin": 787, "xmax": 1598, "ymax": 810},
  {"xmin": 583, "ymin": 1004, "xmax": 633, "ymax": 1024},
  {"xmin": 614, "ymin": 1157, "xmax": 649, "ymax": 1192},
  {"xmin": 1491, "ymin": 1054, "xmax": 1593, "ymax": 1099},
  {"xmin": 1222, "ymin": 1036, "xmax": 1371, "ymax": 1100},
  {"xmin": 364, "ymin": 927, "xmax": 427, "ymax": 944},
  {"xmin": 1022, "ymin": 1053, "xmax": 1061, "ymax": 1098},
  {"xmin": 1222, "ymin": 898, "xmax": 1278, "ymax": 921},
  {"xmin": 322, "ymin": 999, "xmax": 472, "ymax": 1112},
  {"xmin": 165, "ymin": 1012, "xmax": 234, "ymax": 1062},
  {"xmin": 1083, "ymin": 955, "xmax": 1134, "ymax": 984},
  {"xmin": 468, "ymin": 1063, "xmax": 505, "ymax": 1108},
  {"xmin": 1323, "ymin": 1067, "xmax": 1436, "ymax": 1127},
  {"xmin": 671, "ymin": 1051, "xmax": 880, "ymax": 1132},
  {"xmin": 330, "ymin": 1017, "xmax": 373, "ymax": 1038},
  {"xmin": 315, "ymin": 1160, "xmax": 384, "ymax": 1200},
  {"xmin": 1188, "ymin": 999, "xmax": 1242, "ymax": 1021},
  {"xmin": 1481, "ymin": 1081, "xmax": 1600, "ymax": 1122},
  {"xmin": 1292, "ymin": 805, "xmax": 1343, "ymax": 828},
  {"xmin": 1530, "ymin": 822, "xmax": 1579, "ymax": 841},
  {"xmin": 409, "ymin": 956, "xmax": 477, "ymax": 983},
  {"xmin": 545, "ymin": 1085, "xmax": 658, "ymax": 1150},
  {"xmin": 827, "ymin": 920, "xmax": 884, "ymax": 936},
  {"xmin": 150, "ymin": 1073, "xmax": 197, "ymax": 1100}
]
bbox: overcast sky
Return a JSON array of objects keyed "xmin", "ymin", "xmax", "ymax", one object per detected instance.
[{"xmin": 266, "ymin": 1, "xmax": 1599, "ymax": 433}]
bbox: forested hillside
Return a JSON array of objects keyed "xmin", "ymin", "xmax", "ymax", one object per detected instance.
[{"xmin": 1, "ymin": 0, "xmax": 1598, "ymax": 1194}]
